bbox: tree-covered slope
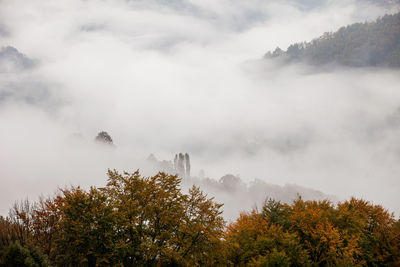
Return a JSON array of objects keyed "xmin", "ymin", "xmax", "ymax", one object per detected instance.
[{"xmin": 265, "ymin": 12, "xmax": 400, "ymax": 67}]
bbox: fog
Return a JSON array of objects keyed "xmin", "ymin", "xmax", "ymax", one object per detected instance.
[{"xmin": 1, "ymin": 0, "xmax": 400, "ymax": 218}]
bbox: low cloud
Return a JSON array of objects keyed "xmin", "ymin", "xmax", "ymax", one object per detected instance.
[{"xmin": 0, "ymin": 0, "xmax": 399, "ymax": 217}]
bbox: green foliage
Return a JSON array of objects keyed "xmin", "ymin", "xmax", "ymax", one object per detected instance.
[
  {"xmin": 51, "ymin": 187, "xmax": 117, "ymax": 266},
  {"xmin": 262, "ymin": 199, "xmax": 290, "ymax": 229},
  {"xmin": 266, "ymin": 12, "xmax": 400, "ymax": 67},
  {"xmin": 103, "ymin": 170, "xmax": 225, "ymax": 266},
  {"xmin": 0, "ymin": 242, "xmax": 49, "ymax": 267},
  {"xmin": 261, "ymin": 249, "xmax": 290, "ymax": 267}
]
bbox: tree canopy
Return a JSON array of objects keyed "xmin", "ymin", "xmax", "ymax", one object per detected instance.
[
  {"xmin": 225, "ymin": 197, "xmax": 400, "ymax": 266},
  {"xmin": 0, "ymin": 171, "xmax": 225, "ymax": 266},
  {"xmin": 1, "ymin": 172, "xmax": 400, "ymax": 266}
]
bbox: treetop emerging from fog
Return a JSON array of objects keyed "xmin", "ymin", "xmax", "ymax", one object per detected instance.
[{"xmin": 95, "ymin": 131, "xmax": 113, "ymax": 145}]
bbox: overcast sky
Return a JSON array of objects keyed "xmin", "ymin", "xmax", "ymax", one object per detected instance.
[{"xmin": 0, "ymin": 0, "xmax": 400, "ymax": 217}]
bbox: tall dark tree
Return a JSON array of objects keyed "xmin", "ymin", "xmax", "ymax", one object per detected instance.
[
  {"xmin": 174, "ymin": 154, "xmax": 178, "ymax": 172},
  {"xmin": 177, "ymin": 153, "xmax": 185, "ymax": 177},
  {"xmin": 184, "ymin": 153, "xmax": 191, "ymax": 178}
]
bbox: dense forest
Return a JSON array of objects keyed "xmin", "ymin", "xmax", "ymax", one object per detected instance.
[
  {"xmin": 1, "ymin": 171, "xmax": 399, "ymax": 266},
  {"xmin": 265, "ymin": 12, "xmax": 400, "ymax": 67}
]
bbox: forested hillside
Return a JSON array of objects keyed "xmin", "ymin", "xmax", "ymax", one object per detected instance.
[
  {"xmin": 1, "ymin": 171, "xmax": 399, "ymax": 266},
  {"xmin": 265, "ymin": 12, "xmax": 400, "ymax": 67}
]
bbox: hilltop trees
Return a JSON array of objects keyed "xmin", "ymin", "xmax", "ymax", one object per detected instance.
[
  {"xmin": 95, "ymin": 131, "xmax": 113, "ymax": 145},
  {"xmin": 266, "ymin": 12, "xmax": 400, "ymax": 67}
]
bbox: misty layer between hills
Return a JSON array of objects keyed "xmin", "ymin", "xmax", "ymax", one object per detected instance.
[
  {"xmin": 0, "ymin": 0, "xmax": 400, "ymax": 219},
  {"xmin": 147, "ymin": 152, "xmax": 330, "ymax": 220}
]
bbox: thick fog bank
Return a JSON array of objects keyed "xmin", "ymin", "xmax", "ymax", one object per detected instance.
[{"xmin": 1, "ymin": 0, "xmax": 400, "ymax": 217}]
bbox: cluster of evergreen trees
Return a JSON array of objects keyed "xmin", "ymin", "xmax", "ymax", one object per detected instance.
[
  {"xmin": 1, "ymin": 171, "xmax": 400, "ymax": 266},
  {"xmin": 265, "ymin": 12, "xmax": 400, "ymax": 68}
]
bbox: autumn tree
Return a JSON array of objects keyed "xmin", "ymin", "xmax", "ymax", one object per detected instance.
[
  {"xmin": 225, "ymin": 197, "xmax": 400, "ymax": 266},
  {"xmin": 4, "ymin": 171, "xmax": 225, "ymax": 266},
  {"xmin": 287, "ymin": 198, "xmax": 360, "ymax": 266},
  {"xmin": 0, "ymin": 200, "xmax": 34, "ymax": 250},
  {"xmin": 29, "ymin": 197, "xmax": 60, "ymax": 257},
  {"xmin": 334, "ymin": 198, "xmax": 400, "ymax": 265},
  {"xmin": 225, "ymin": 211, "xmax": 310, "ymax": 266},
  {"xmin": 103, "ymin": 170, "xmax": 225, "ymax": 265},
  {"xmin": 51, "ymin": 187, "xmax": 117, "ymax": 266}
]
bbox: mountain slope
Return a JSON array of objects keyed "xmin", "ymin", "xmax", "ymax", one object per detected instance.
[{"xmin": 265, "ymin": 12, "xmax": 400, "ymax": 68}]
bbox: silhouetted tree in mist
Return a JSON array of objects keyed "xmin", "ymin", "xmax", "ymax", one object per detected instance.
[
  {"xmin": 95, "ymin": 131, "xmax": 113, "ymax": 145},
  {"xmin": 185, "ymin": 153, "xmax": 191, "ymax": 178}
]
